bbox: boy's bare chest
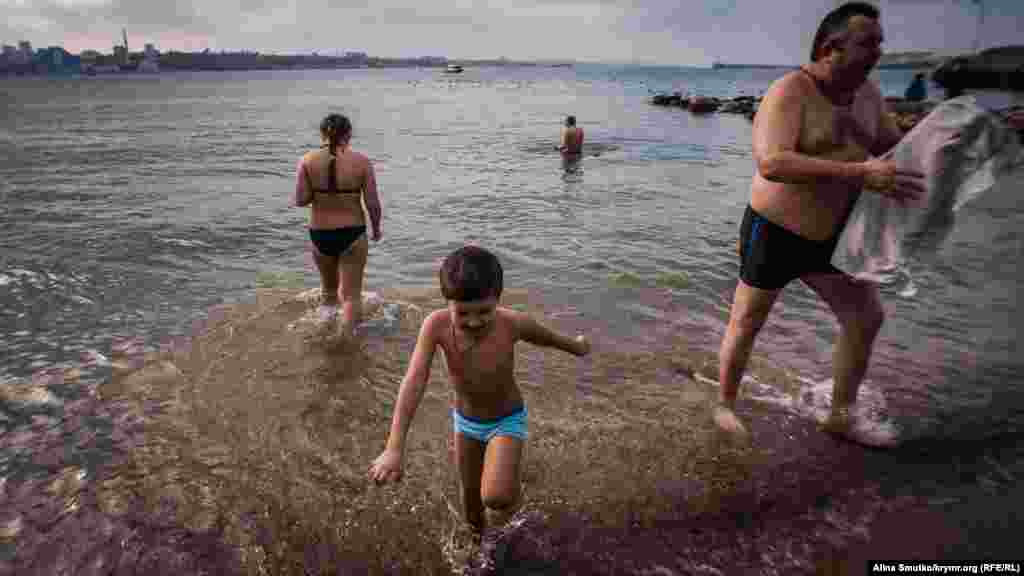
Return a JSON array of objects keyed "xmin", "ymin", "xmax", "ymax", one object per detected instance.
[{"xmin": 443, "ymin": 331, "xmax": 516, "ymax": 383}]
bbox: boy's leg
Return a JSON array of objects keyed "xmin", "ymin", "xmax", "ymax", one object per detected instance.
[
  {"xmin": 455, "ymin": 431, "xmax": 487, "ymax": 536},
  {"xmin": 480, "ymin": 436, "xmax": 524, "ymax": 527}
]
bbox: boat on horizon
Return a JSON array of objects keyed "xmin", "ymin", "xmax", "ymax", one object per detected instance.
[{"xmin": 444, "ymin": 64, "xmax": 464, "ymax": 74}]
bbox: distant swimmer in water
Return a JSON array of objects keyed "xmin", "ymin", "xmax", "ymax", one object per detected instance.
[
  {"xmin": 711, "ymin": 2, "xmax": 924, "ymax": 447},
  {"xmin": 294, "ymin": 113, "xmax": 383, "ymax": 337},
  {"xmin": 558, "ymin": 115, "xmax": 584, "ymax": 156},
  {"xmin": 368, "ymin": 246, "xmax": 590, "ymax": 538}
]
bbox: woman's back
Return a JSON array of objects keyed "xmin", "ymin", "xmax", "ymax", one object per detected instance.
[{"xmin": 302, "ymin": 146, "xmax": 370, "ymax": 229}]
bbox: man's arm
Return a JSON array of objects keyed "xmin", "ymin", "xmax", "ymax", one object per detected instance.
[
  {"xmin": 294, "ymin": 157, "xmax": 313, "ymax": 207},
  {"xmin": 558, "ymin": 128, "xmax": 568, "ymax": 152},
  {"xmin": 516, "ymin": 312, "xmax": 589, "ymax": 356},
  {"xmin": 864, "ymin": 82, "xmax": 904, "ymax": 155},
  {"xmin": 754, "ymin": 74, "xmax": 869, "ymax": 185}
]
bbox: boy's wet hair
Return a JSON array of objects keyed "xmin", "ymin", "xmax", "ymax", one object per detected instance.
[
  {"xmin": 439, "ymin": 246, "xmax": 504, "ymax": 302},
  {"xmin": 810, "ymin": 2, "xmax": 880, "ymax": 62},
  {"xmin": 320, "ymin": 113, "xmax": 352, "ymax": 154},
  {"xmin": 566, "ymin": 115, "xmax": 576, "ymax": 126}
]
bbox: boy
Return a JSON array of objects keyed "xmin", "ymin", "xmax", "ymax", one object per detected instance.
[{"xmin": 368, "ymin": 245, "xmax": 590, "ymax": 536}]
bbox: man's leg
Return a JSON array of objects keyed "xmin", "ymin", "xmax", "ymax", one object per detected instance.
[
  {"xmin": 455, "ymin": 432, "xmax": 487, "ymax": 537},
  {"xmin": 716, "ymin": 279, "xmax": 781, "ymax": 435},
  {"xmin": 801, "ymin": 273, "xmax": 885, "ymax": 435}
]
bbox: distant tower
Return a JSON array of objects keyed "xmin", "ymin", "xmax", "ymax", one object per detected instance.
[{"xmin": 122, "ymin": 28, "xmax": 129, "ymax": 66}]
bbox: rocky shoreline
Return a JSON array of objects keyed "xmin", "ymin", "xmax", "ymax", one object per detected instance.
[{"xmin": 649, "ymin": 92, "xmax": 939, "ymax": 133}]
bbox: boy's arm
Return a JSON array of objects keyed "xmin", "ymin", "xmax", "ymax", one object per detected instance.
[
  {"xmin": 516, "ymin": 312, "xmax": 589, "ymax": 356},
  {"xmin": 558, "ymin": 128, "xmax": 568, "ymax": 151},
  {"xmin": 294, "ymin": 157, "xmax": 313, "ymax": 207},
  {"xmin": 383, "ymin": 311, "xmax": 439, "ymax": 454}
]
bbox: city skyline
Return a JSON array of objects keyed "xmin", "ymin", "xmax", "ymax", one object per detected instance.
[{"xmin": 2, "ymin": 0, "xmax": 1023, "ymax": 66}]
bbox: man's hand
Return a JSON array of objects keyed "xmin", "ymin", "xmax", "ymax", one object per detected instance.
[
  {"xmin": 371, "ymin": 227, "xmax": 382, "ymax": 242},
  {"xmin": 861, "ymin": 158, "xmax": 926, "ymax": 203},
  {"xmin": 368, "ymin": 449, "xmax": 404, "ymax": 484}
]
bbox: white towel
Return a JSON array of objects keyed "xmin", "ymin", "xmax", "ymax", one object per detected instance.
[{"xmin": 832, "ymin": 96, "xmax": 1023, "ymax": 283}]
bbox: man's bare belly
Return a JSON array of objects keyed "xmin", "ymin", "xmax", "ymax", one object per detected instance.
[
  {"xmin": 750, "ymin": 176, "xmax": 860, "ymax": 242},
  {"xmin": 749, "ymin": 73, "xmax": 877, "ymax": 242}
]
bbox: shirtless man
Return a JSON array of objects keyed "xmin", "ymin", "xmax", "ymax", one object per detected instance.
[
  {"xmin": 559, "ymin": 115, "xmax": 584, "ymax": 155},
  {"xmin": 713, "ymin": 2, "xmax": 925, "ymax": 445}
]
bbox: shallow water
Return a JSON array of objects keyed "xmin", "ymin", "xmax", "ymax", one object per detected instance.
[{"xmin": 1, "ymin": 66, "xmax": 1022, "ymax": 574}]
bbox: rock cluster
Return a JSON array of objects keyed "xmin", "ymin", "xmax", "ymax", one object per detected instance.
[
  {"xmin": 651, "ymin": 92, "xmax": 949, "ymax": 133},
  {"xmin": 649, "ymin": 93, "xmax": 761, "ymax": 120}
]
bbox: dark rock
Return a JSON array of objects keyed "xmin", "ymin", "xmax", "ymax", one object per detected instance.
[{"xmin": 932, "ymin": 45, "xmax": 1024, "ymax": 93}]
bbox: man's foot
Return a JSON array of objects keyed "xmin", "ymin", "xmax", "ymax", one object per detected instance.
[
  {"xmin": 822, "ymin": 405, "xmax": 900, "ymax": 448},
  {"xmin": 713, "ymin": 404, "xmax": 749, "ymax": 438}
]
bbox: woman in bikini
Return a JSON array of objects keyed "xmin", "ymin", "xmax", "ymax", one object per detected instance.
[{"xmin": 294, "ymin": 113, "xmax": 383, "ymax": 335}]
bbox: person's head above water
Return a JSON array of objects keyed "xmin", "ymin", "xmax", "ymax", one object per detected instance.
[
  {"xmin": 439, "ymin": 245, "xmax": 504, "ymax": 303},
  {"xmin": 320, "ymin": 113, "xmax": 352, "ymax": 152},
  {"xmin": 565, "ymin": 115, "xmax": 576, "ymax": 127}
]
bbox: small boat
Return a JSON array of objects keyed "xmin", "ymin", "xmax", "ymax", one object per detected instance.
[{"xmin": 444, "ymin": 64, "xmax": 464, "ymax": 74}]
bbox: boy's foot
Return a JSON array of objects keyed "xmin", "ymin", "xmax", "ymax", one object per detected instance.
[
  {"xmin": 713, "ymin": 404, "xmax": 750, "ymax": 438},
  {"xmin": 821, "ymin": 405, "xmax": 900, "ymax": 448}
]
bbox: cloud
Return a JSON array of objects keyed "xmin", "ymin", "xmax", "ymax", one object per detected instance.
[{"xmin": 2, "ymin": 0, "xmax": 1022, "ymax": 64}]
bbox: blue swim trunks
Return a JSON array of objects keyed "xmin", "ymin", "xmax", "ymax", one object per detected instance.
[{"xmin": 452, "ymin": 406, "xmax": 528, "ymax": 443}]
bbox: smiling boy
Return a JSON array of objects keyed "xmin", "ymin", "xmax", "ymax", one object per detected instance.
[{"xmin": 368, "ymin": 245, "xmax": 590, "ymax": 536}]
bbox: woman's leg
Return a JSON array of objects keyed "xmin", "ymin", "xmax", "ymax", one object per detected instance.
[
  {"xmin": 338, "ymin": 234, "xmax": 368, "ymax": 335},
  {"xmin": 312, "ymin": 243, "xmax": 340, "ymax": 308}
]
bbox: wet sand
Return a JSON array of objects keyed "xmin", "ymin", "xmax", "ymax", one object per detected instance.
[{"xmin": 2, "ymin": 287, "xmax": 1021, "ymax": 575}]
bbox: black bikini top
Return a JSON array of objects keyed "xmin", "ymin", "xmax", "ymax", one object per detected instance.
[
  {"xmin": 799, "ymin": 67, "xmax": 854, "ymax": 107},
  {"xmin": 307, "ymin": 149, "xmax": 361, "ymax": 196}
]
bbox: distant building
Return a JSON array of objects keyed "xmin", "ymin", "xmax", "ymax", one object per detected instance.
[
  {"xmin": 18, "ymin": 41, "xmax": 33, "ymax": 64},
  {"xmin": 33, "ymin": 46, "xmax": 80, "ymax": 74}
]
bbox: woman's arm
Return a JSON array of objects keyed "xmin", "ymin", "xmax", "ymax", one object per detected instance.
[
  {"xmin": 294, "ymin": 157, "xmax": 313, "ymax": 207},
  {"xmin": 363, "ymin": 161, "xmax": 383, "ymax": 240}
]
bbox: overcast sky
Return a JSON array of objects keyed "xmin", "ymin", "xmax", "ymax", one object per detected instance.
[{"xmin": 2, "ymin": 0, "xmax": 1022, "ymax": 65}]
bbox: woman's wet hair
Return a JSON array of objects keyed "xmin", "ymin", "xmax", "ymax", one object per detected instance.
[
  {"xmin": 320, "ymin": 113, "xmax": 352, "ymax": 154},
  {"xmin": 439, "ymin": 245, "xmax": 504, "ymax": 302},
  {"xmin": 810, "ymin": 1, "xmax": 880, "ymax": 62},
  {"xmin": 566, "ymin": 115, "xmax": 576, "ymax": 126}
]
